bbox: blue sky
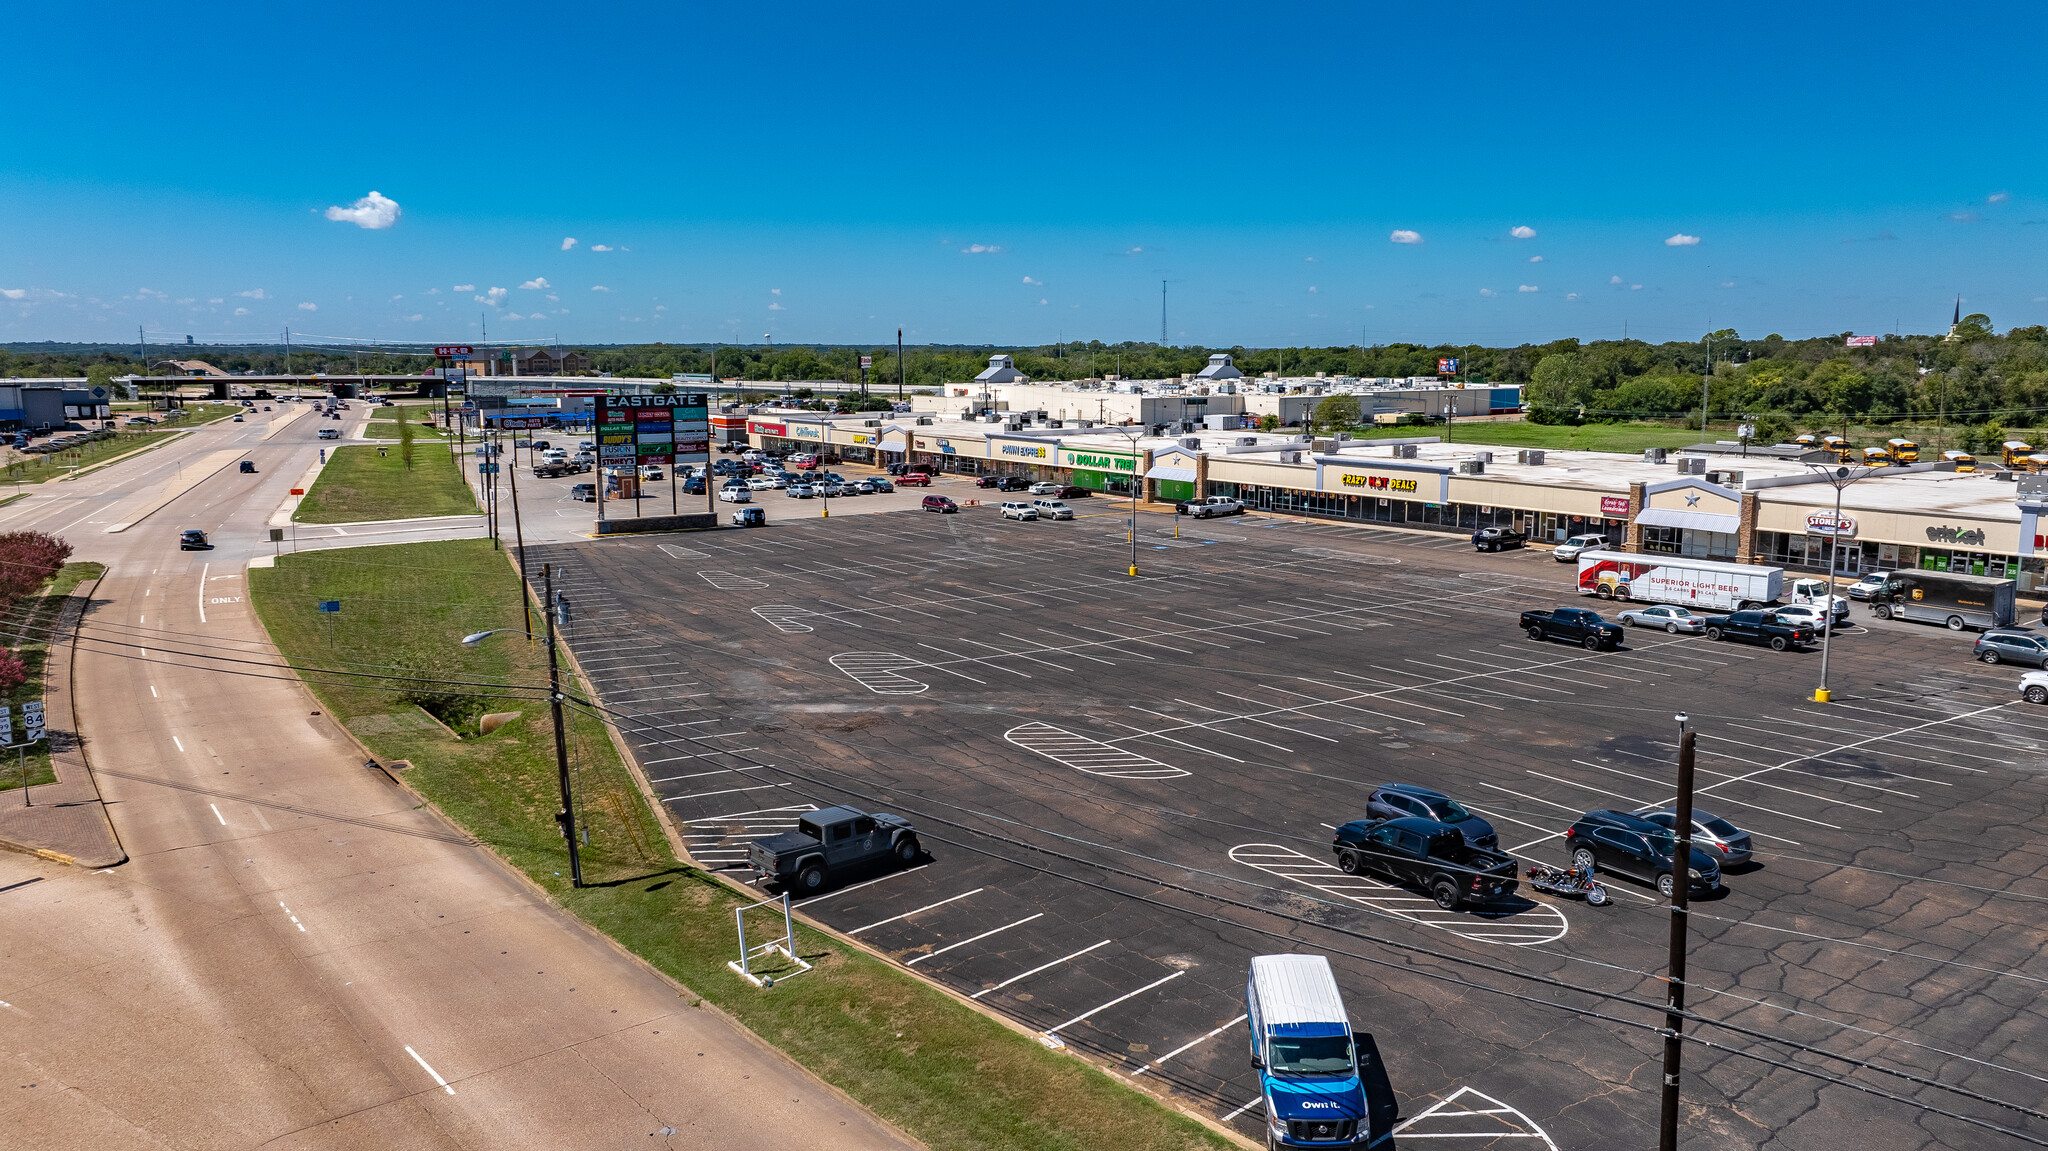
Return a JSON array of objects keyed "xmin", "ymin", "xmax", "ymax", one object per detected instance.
[{"xmin": 5, "ymin": 2, "xmax": 2046, "ymax": 349}]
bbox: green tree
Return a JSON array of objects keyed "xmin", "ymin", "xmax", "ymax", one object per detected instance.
[
  {"xmin": 1528, "ymin": 353, "xmax": 1586, "ymax": 423},
  {"xmin": 398, "ymin": 416, "xmax": 416, "ymax": 470},
  {"xmin": 1256, "ymin": 414, "xmax": 1282, "ymax": 432},
  {"xmin": 1746, "ymin": 413, "xmax": 1795, "ymax": 446},
  {"xmin": 1312, "ymin": 394, "xmax": 1361, "ymax": 433}
]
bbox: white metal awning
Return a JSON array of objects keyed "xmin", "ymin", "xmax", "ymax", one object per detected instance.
[
  {"xmin": 876, "ymin": 443, "xmax": 904, "ymax": 452},
  {"xmin": 1636, "ymin": 507, "xmax": 1739, "ymax": 534},
  {"xmin": 1145, "ymin": 465, "xmax": 1197, "ymax": 482}
]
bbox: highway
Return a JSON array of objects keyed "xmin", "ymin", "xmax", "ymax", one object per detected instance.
[{"xmin": 0, "ymin": 403, "xmax": 914, "ymax": 1150}]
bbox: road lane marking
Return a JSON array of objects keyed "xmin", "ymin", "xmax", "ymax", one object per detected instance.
[
  {"xmin": 173, "ymin": 736, "xmax": 185, "ymax": 752},
  {"xmin": 1132, "ymin": 1013, "xmax": 1248, "ymax": 1075},
  {"xmin": 198, "ymin": 563, "xmax": 209, "ymax": 623},
  {"xmin": 278, "ymin": 900, "xmax": 306, "ymax": 932},
  {"xmin": 848, "ymin": 889, "xmax": 983, "ymax": 935},
  {"xmin": 1042, "ymin": 969, "xmax": 1185, "ymax": 1038},
  {"xmin": 150, "ymin": 685, "xmax": 158, "ymax": 698},
  {"xmin": 208, "ymin": 803, "xmax": 225, "ymax": 825},
  {"xmin": 906, "ymin": 913, "xmax": 1043, "ymax": 966},
  {"xmin": 404, "ymin": 1045, "xmax": 455, "ymax": 1094}
]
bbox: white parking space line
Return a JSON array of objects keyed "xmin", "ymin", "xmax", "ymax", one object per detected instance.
[
  {"xmin": 1041, "ymin": 970, "xmax": 1185, "ymax": 1038},
  {"xmin": 1231, "ymin": 844, "xmax": 1571, "ymax": 943},
  {"xmin": 906, "ymin": 913, "xmax": 1043, "ymax": 965},
  {"xmin": 664, "ymin": 783, "xmax": 788, "ymax": 802},
  {"xmin": 971, "ymin": 939, "xmax": 1113, "ymax": 999},
  {"xmin": 208, "ymin": 802, "xmax": 225, "ymax": 825},
  {"xmin": 1132, "ymin": 1013, "xmax": 1248, "ymax": 1075},
  {"xmin": 793, "ymin": 864, "xmax": 928, "ymax": 908},
  {"xmin": 1222, "ymin": 1096, "xmax": 1265, "ymax": 1121},
  {"xmin": 1573, "ymin": 758, "xmax": 1881, "ymax": 817},
  {"xmin": 848, "ymin": 889, "xmax": 984, "ymax": 935},
  {"xmin": 404, "ymin": 1045, "xmax": 456, "ymax": 1094}
]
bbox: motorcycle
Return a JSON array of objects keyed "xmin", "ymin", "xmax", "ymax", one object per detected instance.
[{"xmin": 1526, "ymin": 863, "xmax": 1609, "ymax": 906}]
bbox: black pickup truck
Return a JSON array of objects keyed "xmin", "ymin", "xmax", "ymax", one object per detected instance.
[
  {"xmin": 533, "ymin": 459, "xmax": 589, "ymax": 478},
  {"xmin": 1471, "ymin": 526, "xmax": 1529, "ymax": 552},
  {"xmin": 1701, "ymin": 610, "xmax": 1815, "ymax": 652},
  {"xmin": 1520, "ymin": 607, "xmax": 1624, "ymax": 650},
  {"xmin": 1332, "ymin": 817, "xmax": 1521, "ymax": 909},
  {"xmin": 748, "ymin": 805, "xmax": 921, "ymax": 893}
]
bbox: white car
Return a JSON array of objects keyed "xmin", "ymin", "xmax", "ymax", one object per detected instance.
[
  {"xmin": 1027, "ymin": 481, "xmax": 1063, "ymax": 496},
  {"xmin": 746, "ymin": 476, "xmax": 776, "ymax": 491},
  {"xmin": 1031, "ymin": 499, "xmax": 1074, "ymax": 520},
  {"xmin": 999, "ymin": 501, "xmax": 1039, "ymax": 521},
  {"xmin": 1845, "ymin": 571, "xmax": 1894, "ymax": 601},
  {"xmin": 786, "ymin": 483, "xmax": 814, "ymax": 498},
  {"xmin": 717, "ymin": 486, "xmax": 753, "ymax": 503},
  {"xmin": 1769, "ymin": 604, "xmax": 1832, "ymax": 629},
  {"xmin": 1553, "ymin": 534, "xmax": 1607, "ymax": 562},
  {"xmin": 2021, "ymin": 670, "xmax": 2048, "ymax": 705},
  {"xmin": 1617, "ymin": 605, "xmax": 1705, "ymax": 634}
]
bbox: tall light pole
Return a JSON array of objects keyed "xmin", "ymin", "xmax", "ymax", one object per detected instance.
[
  {"xmin": 462, "ymin": 574, "xmax": 580, "ymax": 888},
  {"xmin": 1806, "ymin": 463, "xmax": 1867, "ymax": 703},
  {"xmin": 1108, "ymin": 425, "xmax": 1143, "ymax": 577},
  {"xmin": 1658, "ymin": 712, "xmax": 1697, "ymax": 1151}
]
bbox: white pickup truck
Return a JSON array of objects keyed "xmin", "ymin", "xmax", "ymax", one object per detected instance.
[{"xmin": 1176, "ymin": 495, "xmax": 1245, "ymax": 519}]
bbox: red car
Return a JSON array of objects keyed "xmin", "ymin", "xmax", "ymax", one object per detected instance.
[
  {"xmin": 921, "ymin": 495, "xmax": 958, "ymax": 514},
  {"xmin": 897, "ymin": 471, "xmax": 931, "ymax": 486}
]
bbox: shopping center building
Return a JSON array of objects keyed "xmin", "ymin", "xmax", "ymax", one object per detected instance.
[{"xmin": 745, "ymin": 411, "xmax": 2048, "ymax": 591}]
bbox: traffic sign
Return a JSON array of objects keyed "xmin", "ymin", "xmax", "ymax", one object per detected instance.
[
  {"xmin": 22, "ymin": 700, "xmax": 44, "ymax": 742},
  {"xmin": 317, "ymin": 601, "xmax": 341, "ymax": 613},
  {"xmin": 479, "ymin": 462, "xmax": 500, "ymax": 474},
  {"xmin": 289, "ymin": 488, "xmax": 305, "ymax": 496},
  {"xmin": 435, "ymin": 345, "xmax": 475, "ymax": 357},
  {"xmin": 860, "ymin": 355, "xmax": 872, "ymax": 368}
]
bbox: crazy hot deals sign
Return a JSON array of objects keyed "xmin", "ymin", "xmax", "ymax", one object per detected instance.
[{"xmin": 1323, "ymin": 464, "xmax": 1450, "ymax": 504}]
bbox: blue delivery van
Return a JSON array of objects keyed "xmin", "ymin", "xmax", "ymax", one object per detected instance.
[{"xmin": 1248, "ymin": 954, "xmax": 1391, "ymax": 1149}]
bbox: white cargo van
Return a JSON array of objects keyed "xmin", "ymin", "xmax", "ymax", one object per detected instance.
[{"xmin": 1247, "ymin": 954, "xmax": 1375, "ymax": 1148}]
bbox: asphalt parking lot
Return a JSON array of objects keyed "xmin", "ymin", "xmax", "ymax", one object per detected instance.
[{"xmin": 528, "ymin": 508, "xmax": 2048, "ymax": 1151}]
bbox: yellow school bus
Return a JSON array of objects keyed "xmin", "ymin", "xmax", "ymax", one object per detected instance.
[
  {"xmin": 1942, "ymin": 449, "xmax": 1976, "ymax": 472},
  {"xmin": 1885, "ymin": 437, "xmax": 1919, "ymax": 463},
  {"xmin": 1793, "ymin": 433, "xmax": 1818, "ymax": 449},
  {"xmin": 1860, "ymin": 446, "xmax": 1893, "ymax": 466},
  {"xmin": 2003, "ymin": 440, "xmax": 2036, "ymax": 467}
]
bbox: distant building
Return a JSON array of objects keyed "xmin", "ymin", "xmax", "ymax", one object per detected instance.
[
  {"xmin": 505, "ymin": 347, "xmax": 591, "ymax": 376},
  {"xmin": 973, "ymin": 354, "xmax": 1026, "ymax": 384},
  {"xmin": 1195, "ymin": 353, "xmax": 1243, "ymax": 380},
  {"xmin": 151, "ymin": 359, "xmax": 229, "ymax": 377}
]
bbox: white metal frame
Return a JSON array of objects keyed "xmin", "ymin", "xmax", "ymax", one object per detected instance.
[{"xmin": 727, "ymin": 891, "xmax": 812, "ymax": 988}]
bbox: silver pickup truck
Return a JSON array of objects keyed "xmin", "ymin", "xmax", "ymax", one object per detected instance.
[{"xmin": 1176, "ymin": 495, "xmax": 1245, "ymax": 518}]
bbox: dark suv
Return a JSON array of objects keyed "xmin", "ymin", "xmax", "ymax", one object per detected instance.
[
  {"xmin": 1563, "ymin": 810, "xmax": 1721, "ymax": 897},
  {"xmin": 1973, "ymin": 628, "xmax": 2048, "ymax": 667},
  {"xmin": 1364, "ymin": 784, "xmax": 1497, "ymax": 848}
]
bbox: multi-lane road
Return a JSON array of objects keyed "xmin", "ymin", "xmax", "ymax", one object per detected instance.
[{"xmin": 1, "ymin": 405, "xmax": 916, "ymax": 1150}]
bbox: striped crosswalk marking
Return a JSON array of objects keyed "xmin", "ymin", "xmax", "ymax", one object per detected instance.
[
  {"xmin": 830, "ymin": 652, "xmax": 931, "ymax": 695},
  {"xmin": 1228, "ymin": 843, "xmax": 1568, "ymax": 946},
  {"xmin": 1005, "ymin": 721, "xmax": 1190, "ymax": 779}
]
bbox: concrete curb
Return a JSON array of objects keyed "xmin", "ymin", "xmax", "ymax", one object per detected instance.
[
  {"xmin": 0, "ymin": 573, "xmax": 127, "ymax": 869},
  {"xmin": 104, "ymin": 449, "xmax": 250, "ymax": 533}
]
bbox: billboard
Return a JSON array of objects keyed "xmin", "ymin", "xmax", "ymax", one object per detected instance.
[
  {"xmin": 1845, "ymin": 335, "xmax": 1878, "ymax": 347},
  {"xmin": 597, "ymin": 392, "xmax": 708, "ymax": 463},
  {"xmin": 1438, "ymin": 357, "xmax": 1460, "ymax": 374}
]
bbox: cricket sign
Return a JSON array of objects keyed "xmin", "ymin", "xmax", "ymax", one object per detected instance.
[{"xmin": 598, "ymin": 393, "xmax": 709, "ymax": 464}]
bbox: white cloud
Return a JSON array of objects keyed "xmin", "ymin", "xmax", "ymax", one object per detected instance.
[
  {"xmin": 546, "ymin": 293, "xmax": 558, "ymax": 302},
  {"xmin": 1664, "ymin": 233, "xmax": 1701, "ymax": 246},
  {"xmin": 591, "ymin": 244, "xmax": 613, "ymax": 252},
  {"xmin": 1479, "ymin": 288, "xmax": 1497, "ymax": 297},
  {"xmin": 561, "ymin": 237, "xmax": 578, "ymax": 250},
  {"xmin": 768, "ymin": 302, "xmax": 785, "ymax": 311},
  {"xmin": 1389, "ymin": 229, "xmax": 1423, "ymax": 244},
  {"xmin": 176, "ymin": 297, "xmax": 194, "ymax": 304},
  {"xmin": 961, "ymin": 243, "xmax": 1001, "ymax": 254},
  {"xmin": 654, "ymin": 304, "xmax": 667, "ymax": 312},
  {"xmin": 233, "ymin": 307, "xmax": 249, "ymax": 315},
  {"xmin": 137, "ymin": 287, "xmax": 167, "ymax": 299},
  {"xmin": 403, "ymin": 313, "xmax": 423, "ymax": 322},
  {"xmin": 1610, "ymin": 275, "xmax": 1624, "ymax": 284},
  {"xmin": 1022, "ymin": 276, "xmax": 1041, "ymax": 285},
  {"xmin": 1566, "ymin": 292, "xmax": 1580, "ymax": 301},
  {"xmin": 391, "ymin": 293, "xmax": 404, "ymax": 300},
  {"xmin": 454, "ymin": 284, "xmax": 475, "ymax": 293},
  {"xmin": 1631, "ymin": 283, "xmax": 1643, "ymax": 290},
  {"xmin": 1510, "ymin": 225, "xmax": 1537, "ymax": 239},
  {"xmin": 1, "ymin": 289, "xmax": 25, "ymax": 300},
  {"xmin": 427, "ymin": 287, "xmax": 441, "ymax": 295},
  {"xmin": 1528, "ymin": 255, "xmax": 1543, "ymax": 263},
  {"xmin": 485, "ymin": 287, "xmax": 507, "ymax": 304},
  {"xmin": 771, "ymin": 288, "xmax": 781, "ymax": 295},
  {"xmin": 590, "ymin": 285, "xmax": 611, "ymax": 292},
  {"xmin": 323, "ymin": 190, "xmax": 401, "ymax": 229},
  {"xmin": 1304, "ymin": 255, "xmax": 1317, "ymax": 262},
  {"xmin": 1038, "ymin": 298, "xmax": 1048, "ymax": 305},
  {"xmin": 519, "ymin": 277, "xmax": 551, "ymax": 290},
  {"xmin": 1990, "ymin": 191, "xmax": 2011, "ymax": 203},
  {"xmin": 207, "ymin": 297, "xmax": 223, "ymax": 304},
  {"xmin": 1308, "ymin": 286, "xmax": 1319, "ymax": 293},
  {"xmin": 1123, "ymin": 246, "xmax": 1143, "ymax": 255},
  {"xmin": 1518, "ymin": 285, "xmax": 1538, "ymax": 292},
  {"xmin": 298, "ymin": 301, "xmax": 318, "ymax": 311}
]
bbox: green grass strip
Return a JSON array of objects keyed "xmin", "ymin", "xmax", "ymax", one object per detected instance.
[
  {"xmin": 0, "ymin": 562, "xmax": 106, "ymax": 793},
  {"xmin": 248, "ymin": 539, "xmax": 1233, "ymax": 1151},
  {"xmin": 295, "ymin": 443, "xmax": 478, "ymax": 523}
]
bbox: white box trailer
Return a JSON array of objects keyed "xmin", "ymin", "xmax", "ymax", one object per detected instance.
[{"xmin": 1577, "ymin": 550, "xmax": 1785, "ymax": 612}]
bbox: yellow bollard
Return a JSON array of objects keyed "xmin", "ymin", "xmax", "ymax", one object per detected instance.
[
  {"xmin": 1813, "ymin": 687, "xmax": 1831, "ymax": 703},
  {"xmin": 1128, "ymin": 564, "xmax": 1139, "ymax": 577}
]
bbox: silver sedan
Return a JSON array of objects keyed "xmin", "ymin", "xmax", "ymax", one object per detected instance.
[{"xmin": 1616, "ymin": 604, "xmax": 1706, "ymax": 634}]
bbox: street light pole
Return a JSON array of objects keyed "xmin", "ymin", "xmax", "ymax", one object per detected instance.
[
  {"xmin": 542, "ymin": 563, "xmax": 583, "ymax": 888},
  {"xmin": 1658, "ymin": 713, "xmax": 1697, "ymax": 1151},
  {"xmin": 1806, "ymin": 464, "xmax": 1863, "ymax": 703}
]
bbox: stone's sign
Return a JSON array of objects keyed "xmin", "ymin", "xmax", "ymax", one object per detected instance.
[
  {"xmin": 1927, "ymin": 525, "xmax": 1988, "ymax": 547},
  {"xmin": 1601, "ymin": 496, "xmax": 1632, "ymax": 516},
  {"xmin": 1806, "ymin": 513, "xmax": 1857, "ymax": 537},
  {"xmin": 999, "ymin": 443, "xmax": 1049, "ymax": 459},
  {"xmin": 1339, "ymin": 472, "xmax": 1418, "ymax": 493},
  {"xmin": 1061, "ymin": 449, "xmax": 1136, "ymax": 473}
]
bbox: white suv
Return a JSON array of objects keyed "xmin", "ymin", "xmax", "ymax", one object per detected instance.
[
  {"xmin": 1553, "ymin": 534, "xmax": 1607, "ymax": 562},
  {"xmin": 999, "ymin": 501, "xmax": 1039, "ymax": 521},
  {"xmin": 1031, "ymin": 499, "xmax": 1073, "ymax": 520}
]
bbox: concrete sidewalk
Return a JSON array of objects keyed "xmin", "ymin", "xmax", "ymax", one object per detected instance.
[{"xmin": 0, "ymin": 577, "xmax": 126, "ymax": 868}]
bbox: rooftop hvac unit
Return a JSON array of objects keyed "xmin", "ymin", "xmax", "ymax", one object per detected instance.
[
  {"xmin": 1179, "ymin": 436, "xmax": 1202, "ymax": 449},
  {"xmin": 1474, "ymin": 451, "xmax": 1493, "ymax": 464},
  {"xmin": 1394, "ymin": 444, "xmax": 1419, "ymax": 459},
  {"xmin": 1280, "ymin": 450, "xmax": 1303, "ymax": 464},
  {"xmin": 1077, "ymin": 419, "xmax": 1096, "ymax": 428},
  {"xmin": 1457, "ymin": 460, "xmax": 1486, "ymax": 475},
  {"xmin": 862, "ymin": 418, "xmax": 882, "ymax": 428},
  {"xmin": 1645, "ymin": 447, "xmax": 1668, "ymax": 464},
  {"xmin": 1047, "ymin": 419, "xmax": 1063, "ymax": 428},
  {"xmin": 982, "ymin": 413, "xmax": 1004, "ymax": 423},
  {"xmin": 1689, "ymin": 457, "xmax": 1707, "ymax": 475},
  {"xmin": 915, "ymin": 416, "xmax": 934, "ymax": 425},
  {"xmin": 1516, "ymin": 449, "xmax": 1546, "ymax": 466},
  {"xmin": 1235, "ymin": 436, "xmax": 1257, "ymax": 447}
]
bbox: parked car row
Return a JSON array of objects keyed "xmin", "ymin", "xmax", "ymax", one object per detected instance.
[{"xmin": 1523, "ymin": 603, "xmax": 1819, "ymax": 652}]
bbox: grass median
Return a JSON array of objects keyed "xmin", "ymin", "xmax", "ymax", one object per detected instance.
[
  {"xmin": 0, "ymin": 561, "xmax": 106, "ymax": 793},
  {"xmin": 365, "ymin": 419, "xmax": 447, "ymax": 440},
  {"xmin": 295, "ymin": 442, "xmax": 477, "ymax": 523},
  {"xmin": 248, "ymin": 538, "xmax": 1233, "ymax": 1151}
]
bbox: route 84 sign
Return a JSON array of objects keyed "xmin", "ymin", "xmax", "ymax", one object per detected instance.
[{"xmin": 22, "ymin": 700, "xmax": 44, "ymax": 742}]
